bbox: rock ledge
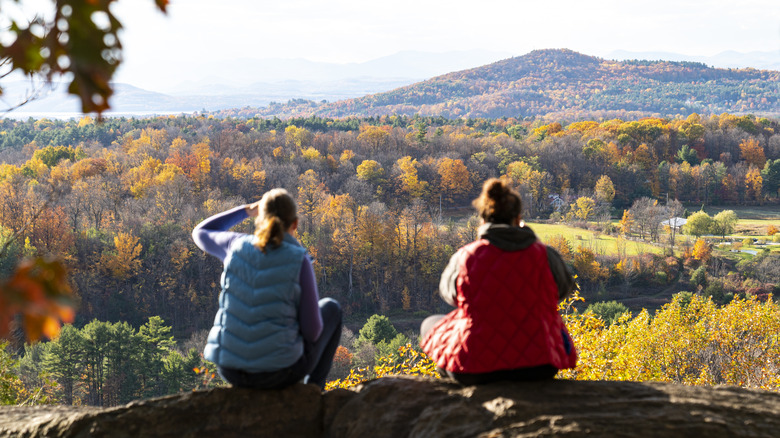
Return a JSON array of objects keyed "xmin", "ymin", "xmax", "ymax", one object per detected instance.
[{"xmin": 2, "ymin": 376, "xmax": 779, "ymax": 437}]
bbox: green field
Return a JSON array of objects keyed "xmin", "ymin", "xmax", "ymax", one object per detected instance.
[
  {"xmin": 527, "ymin": 222, "xmax": 667, "ymax": 256},
  {"xmin": 447, "ymin": 204, "xmax": 780, "ymax": 259}
]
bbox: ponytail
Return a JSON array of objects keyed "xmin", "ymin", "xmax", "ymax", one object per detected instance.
[
  {"xmin": 255, "ymin": 216, "xmax": 285, "ymax": 253},
  {"xmin": 253, "ymin": 188, "xmax": 298, "ymax": 253}
]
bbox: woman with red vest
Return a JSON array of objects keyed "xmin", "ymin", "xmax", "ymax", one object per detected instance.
[{"xmin": 420, "ymin": 178, "xmax": 577, "ymax": 384}]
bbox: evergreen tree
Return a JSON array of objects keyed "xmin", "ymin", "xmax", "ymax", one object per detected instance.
[
  {"xmin": 43, "ymin": 325, "xmax": 84, "ymax": 405},
  {"xmin": 161, "ymin": 348, "xmax": 201, "ymax": 394},
  {"xmin": 81, "ymin": 320, "xmax": 111, "ymax": 406},
  {"xmin": 104, "ymin": 321, "xmax": 143, "ymax": 405},
  {"xmin": 357, "ymin": 315, "xmax": 398, "ymax": 346},
  {"xmin": 762, "ymin": 159, "xmax": 780, "ymax": 197},
  {"xmin": 0, "ymin": 342, "xmax": 24, "ymax": 405},
  {"xmin": 138, "ymin": 316, "xmax": 175, "ymax": 398}
]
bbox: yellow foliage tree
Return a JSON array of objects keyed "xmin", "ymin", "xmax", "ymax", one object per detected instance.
[
  {"xmin": 339, "ymin": 149, "xmax": 356, "ymax": 163},
  {"xmin": 692, "ymin": 238, "xmax": 711, "ymax": 262},
  {"xmin": 284, "ymin": 125, "xmax": 312, "ymax": 150},
  {"xmin": 357, "ymin": 125, "xmax": 390, "ymax": 150},
  {"xmin": 396, "ymin": 156, "xmax": 429, "ymax": 199},
  {"xmin": 100, "ymin": 232, "xmax": 142, "ymax": 280},
  {"xmin": 301, "ymin": 147, "xmax": 322, "ymax": 161},
  {"xmin": 618, "ymin": 209, "xmax": 634, "ymax": 235},
  {"xmin": 571, "ymin": 197, "xmax": 596, "ymax": 221},
  {"xmin": 326, "ymin": 344, "xmax": 438, "ymax": 390},
  {"xmin": 573, "ymin": 246, "xmax": 608, "ymax": 282},
  {"xmin": 505, "ymin": 160, "xmax": 548, "ymax": 214},
  {"xmin": 545, "ymin": 235, "xmax": 573, "ymax": 263},
  {"xmin": 594, "ymin": 175, "xmax": 615, "ymax": 203},
  {"xmin": 356, "ymin": 160, "xmax": 384, "ymax": 183},
  {"xmin": 297, "ymin": 170, "xmax": 328, "ymax": 235}
]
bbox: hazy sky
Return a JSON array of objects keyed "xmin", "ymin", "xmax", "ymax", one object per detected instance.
[
  {"xmin": 109, "ymin": 0, "xmax": 780, "ymax": 89},
  {"xmin": 7, "ymin": 0, "xmax": 780, "ymax": 91}
]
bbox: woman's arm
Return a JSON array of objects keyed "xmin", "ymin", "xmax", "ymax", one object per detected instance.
[
  {"xmin": 298, "ymin": 256, "xmax": 323, "ymax": 342},
  {"xmin": 438, "ymin": 249, "xmax": 466, "ymax": 307},
  {"xmin": 546, "ymin": 246, "xmax": 576, "ymax": 300},
  {"xmin": 191, "ymin": 205, "xmax": 251, "ymax": 262}
]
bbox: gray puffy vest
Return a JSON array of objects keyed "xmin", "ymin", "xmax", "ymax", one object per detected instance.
[{"xmin": 204, "ymin": 233, "xmax": 306, "ymax": 372}]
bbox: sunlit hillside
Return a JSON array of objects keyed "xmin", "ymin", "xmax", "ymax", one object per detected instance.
[{"xmin": 239, "ymin": 49, "xmax": 780, "ymax": 119}]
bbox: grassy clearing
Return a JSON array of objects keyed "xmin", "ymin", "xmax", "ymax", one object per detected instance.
[
  {"xmin": 528, "ymin": 222, "xmax": 667, "ymax": 256},
  {"xmin": 732, "ymin": 219, "xmax": 780, "ymax": 237},
  {"xmin": 698, "ymin": 205, "xmax": 780, "ymax": 220}
]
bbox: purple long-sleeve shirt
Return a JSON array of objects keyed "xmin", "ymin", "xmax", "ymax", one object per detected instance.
[{"xmin": 192, "ymin": 205, "xmax": 323, "ymax": 342}]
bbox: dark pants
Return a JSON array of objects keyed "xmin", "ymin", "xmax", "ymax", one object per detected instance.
[
  {"xmin": 218, "ymin": 298, "xmax": 343, "ymax": 390},
  {"xmin": 420, "ymin": 314, "xmax": 558, "ymax": 385}
]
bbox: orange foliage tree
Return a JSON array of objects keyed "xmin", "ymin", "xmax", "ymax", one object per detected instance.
[
  {"xmin": 745, "ymin": 167, "xmax": 764, "ymax": 203},
  {"xmin": 739, "ymin": 139, "xmax": 767, "ymax": 168},
  {"xmin": 437, "ymin": 157, "xmax": 472, "ymax": 204}
]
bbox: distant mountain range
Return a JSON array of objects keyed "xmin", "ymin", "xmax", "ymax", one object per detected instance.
[
  {"xmin": 161, "ymin": 50, "xmax": 515, "ymax": 93},
  {"xmin": 3, "ymin": 48, "xmax": 780, "ymax": 119},
  {"xmin": 3, "ymin": 50, "xmax": 512, "ymax": 117}
]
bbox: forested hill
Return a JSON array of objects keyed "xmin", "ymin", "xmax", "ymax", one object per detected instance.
[{"xmin": 238, "ymin": 49, "xmax": 780, "ymax": 120}]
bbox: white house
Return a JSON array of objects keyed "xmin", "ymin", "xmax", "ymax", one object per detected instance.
[{"xmin": 661, "ymin": 217, "xmax": 687, "ymax": 230}]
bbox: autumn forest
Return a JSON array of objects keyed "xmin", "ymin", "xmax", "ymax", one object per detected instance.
[{"xmin": 1, "ymin": 110, "xmax": 779, "ymax": 405}]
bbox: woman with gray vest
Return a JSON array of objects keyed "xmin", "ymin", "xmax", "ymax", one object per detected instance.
[{"xmin": 192, "ymin": 188, "xmax": 342, "ymax": 390}]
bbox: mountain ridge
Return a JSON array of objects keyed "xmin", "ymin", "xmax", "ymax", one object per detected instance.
[{"xmin": 245, "ymin": 48, "xmax": 780, "ymax": 120}]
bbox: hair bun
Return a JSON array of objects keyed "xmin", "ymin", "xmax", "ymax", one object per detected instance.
[
  {"xmin": 473, "ymin": 178, "xmax": 521, "ymax": 225},
  {"xmin": 486, "ymin": 179, "xmax": 505, "ymax": 200}
]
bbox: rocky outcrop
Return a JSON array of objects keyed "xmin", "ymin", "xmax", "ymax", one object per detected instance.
[{"xmin": 2, "ymin": 376, "xmax": 779, "ymax": 437}]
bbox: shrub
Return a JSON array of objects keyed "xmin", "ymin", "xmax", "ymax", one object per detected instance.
[
  {"xmin": 329, "ymin": 346, "xmax": 353, "ymax": 380},
  {"xmin": 325, "ymin": 344, "xmax": 439, "ymax": 390},
  {"xmin": 703, "ymin": 280, "xmax": 730, "ymax": 305},
  {"xmin": 412, "ymin": 310, "xmax": 430, "ymax": 319},
  {"xmin": 331, "ymin": 292, "xmax": 780, "ymax": 392},
  {"xmin": 375, "ymin": 333, "xmax": 411, "ymax": 363},
  {"xmin": 767, "ymin": 225, "xmax": 778, "ymax": 236},
  {"xmin": 585, "ymin": 301, "xmax": 629, "ymax": 326},
  {"xmin": 690, "ymin": 265, "xmax": 707, "ymax": 287},
  {"xmin": 674, "ymin": 291, "xmax": 694, "ymax": 309},
  {"xmin": 560, "ymin": 294, "xmax": 780, "ymax": 390}
]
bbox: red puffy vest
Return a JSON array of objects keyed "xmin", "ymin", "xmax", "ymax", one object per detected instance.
[{"xmin": 421, "ymin": 239, "xmax": 577, "ymax": 373}]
